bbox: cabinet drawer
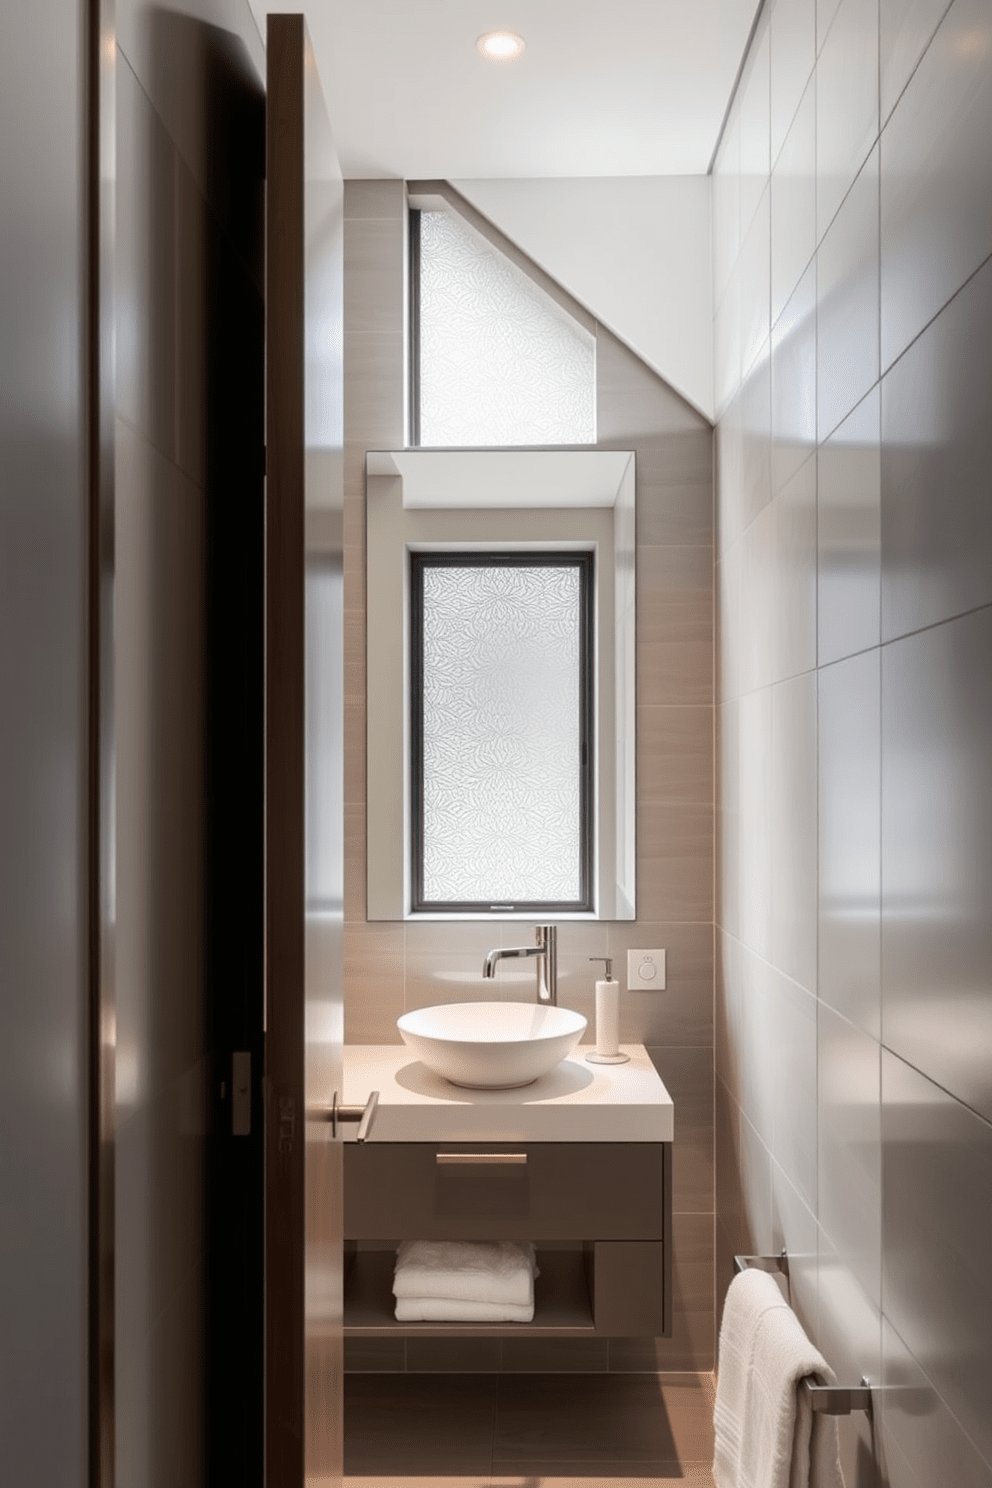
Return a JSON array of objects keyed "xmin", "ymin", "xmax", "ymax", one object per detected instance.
[{"xmin": 344, "ymin": 1142, "xmax": 667, "ymax": 1240}]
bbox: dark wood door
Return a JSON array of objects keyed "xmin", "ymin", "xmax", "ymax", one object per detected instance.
[{"xmin": 265, "ymin": 15, "xmax": 345, "ymax": 1485}]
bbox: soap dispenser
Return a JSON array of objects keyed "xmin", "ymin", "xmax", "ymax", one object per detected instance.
[{"xmin": 585, "ymin": 957, "xmax": 629, "ymax": 1064}]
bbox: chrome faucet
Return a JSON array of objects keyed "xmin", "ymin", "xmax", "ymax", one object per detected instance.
[{"xmin": 482, "ymin": 925, "xmax": 558, "ymax": 1005}]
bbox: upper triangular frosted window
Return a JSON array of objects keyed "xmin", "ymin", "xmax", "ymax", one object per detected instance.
[{"xmin": 413, "ymin": 209, "xmax": 596, "ymax": 447}]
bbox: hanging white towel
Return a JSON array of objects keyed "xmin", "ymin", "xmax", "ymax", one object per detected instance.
[
  {"xmin": 393, "ymin": 1239, "xmax": 538, "ymax": 1307},
  {"xmin": 713, "ymin": 1269, "xmax": 845, "ymax": 1488}
]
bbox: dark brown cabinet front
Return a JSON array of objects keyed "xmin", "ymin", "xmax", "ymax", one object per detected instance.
[
  {"xmin": 344, "ymin": 1141, "xmax": 666, "ymax": 1240},
  {"xmin": 343, "ymin": 1141, "xmax": 671, "ymax": 1337}
]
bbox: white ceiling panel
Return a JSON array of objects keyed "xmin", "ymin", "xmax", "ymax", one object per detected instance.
[{"xmin": 251, "ymin": 0, "xmax": 759, "ymax": 178}]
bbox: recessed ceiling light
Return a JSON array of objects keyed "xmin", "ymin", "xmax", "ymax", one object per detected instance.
[{"xmin": 477, "ymin": 30, "xmax": 526, "ymax": 62}]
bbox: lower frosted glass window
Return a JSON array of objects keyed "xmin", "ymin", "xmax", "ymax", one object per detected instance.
[
  {"xmin": 411, "ymin": 553, "xmax": 593, "ymax": 913},
  {"xmin": 413, "ymin": 209, "xmax": 596, "ymax": 447}
]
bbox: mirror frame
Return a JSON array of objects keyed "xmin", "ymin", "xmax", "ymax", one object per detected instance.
[{"xmin": 365, "ymin": 448, "xmax": 636, "ymax": 920}]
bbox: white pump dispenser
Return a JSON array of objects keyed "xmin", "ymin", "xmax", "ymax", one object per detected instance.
[{"xmin": 585, "ymin": 957, "xmax": 630, "ymax": 1065}]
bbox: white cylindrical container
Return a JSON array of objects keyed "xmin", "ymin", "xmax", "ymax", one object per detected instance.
[
  {"xmin": 586, "ymin": 957, "xmax": 630, "ymax": 1065},
  {"xmin": 595, "ymin": 978, "xmax": 620, "ymax": 1055}
]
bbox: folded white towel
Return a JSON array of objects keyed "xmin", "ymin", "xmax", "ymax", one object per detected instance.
[
  {"xmin": 713, "ymin": 1269, "xmax": 844, "ymax": 1488},
  {"xmin": 394, "ymin": 1296, "xmax": 534, "ymax": 1323},
  {"xmin": 393, "ymin": 1239, "xmax": 538, "ymax": 1307}
]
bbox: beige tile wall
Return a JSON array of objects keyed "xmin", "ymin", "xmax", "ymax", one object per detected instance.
[{"xmin": 342, "ymin": 181, "xmax": 715, "ymax": 1373}]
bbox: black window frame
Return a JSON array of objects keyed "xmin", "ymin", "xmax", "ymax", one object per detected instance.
[{"xmin": 410, "ymin": 550, "xmax": 595, "ymax": 916}]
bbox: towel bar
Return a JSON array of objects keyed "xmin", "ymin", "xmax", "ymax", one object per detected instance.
[{"xmin": 733, "ymin": 1253, "xmax": 873, "ymax": 1418}]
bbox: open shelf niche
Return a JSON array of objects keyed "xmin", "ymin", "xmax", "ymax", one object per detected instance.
[{"xmin": 343, "ymin": 1244, "xmax": 595, "ymax": 1338}]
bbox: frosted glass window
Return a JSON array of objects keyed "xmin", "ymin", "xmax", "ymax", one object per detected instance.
[
  {"xmin": 414, "ymin": 210, "xmax": 596, "ymax": 447},
  {"xmin": 411, "ymin": 554, "xmax": 593, "ymax": 911}
]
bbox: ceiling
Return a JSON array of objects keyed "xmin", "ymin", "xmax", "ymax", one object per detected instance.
[{"xmin": 251, "ymin": 0, "xmax": 760, "ymax": 178}]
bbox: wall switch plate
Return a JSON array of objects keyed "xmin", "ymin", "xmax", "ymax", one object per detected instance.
[{"xmin": 627, "ymin": 949, "xmax": 666, "ymax": 990}]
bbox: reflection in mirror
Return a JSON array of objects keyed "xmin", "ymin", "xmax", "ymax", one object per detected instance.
[{"xmin": 366, "ymin": 449, "xmax": 635, "ymax": 920}]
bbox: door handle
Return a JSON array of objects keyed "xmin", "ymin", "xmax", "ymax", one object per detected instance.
[{"xmin": 310, "ymin": 1090, "xmax": 380, "ymax": 1142}]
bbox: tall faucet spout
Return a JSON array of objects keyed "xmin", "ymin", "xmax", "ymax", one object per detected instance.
[{"xmin": 481, "ymin": 926, "xmax": 557, "ymax": 1004}]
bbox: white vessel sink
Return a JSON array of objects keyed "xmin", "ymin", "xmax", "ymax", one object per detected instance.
[{"xmin": 396, "ymin": 1001, "xmax": 588, "ymax": 1089}]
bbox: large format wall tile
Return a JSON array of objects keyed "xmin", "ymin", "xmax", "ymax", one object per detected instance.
[
  {"xmin": 771, "ymin": 455, "xmax": 817, "ymax": 683},
  {"xmin": 881, "ymin": 1317, "xmax": 992, "ymax": 1488},
  {"xmin": 771, "ymin": 671, "xmax": 817, "ymax": 994},
  {"xmin": 740, "ymin": 19, "xmax": 771, "ymax": 240},
  {"xmin": 816, "ymin": 1247, "xmax": 881, "ymax": 1487},
  {"xmin": 771, "ymin": 75, "xmax": 816, "ymax": 328},
  {"xmin": 817, "ymin": 1003, "xmax": 881, "ymax": 1307},
  {"xmin": 716, "ymin": 700, "xmax": 741, "ymax": 943},
  {"xmin": 771, "ymin": 262, "xmax": 817, "ymax": 495},
  {"xmin": 881, "ymin": 252, "xmax": 992, "ymax": 641},
  {"xmin": 739, "ymin": 189, "xmax": 771, "ymax": 379},
  {"xmin": 879, "ymin": 0, "xmax": 955, "ymax": 124},
  {"xmin": 770, "ymin": 0, "xmax": 816, "ymax": 166},
  {"xmin": 714, "ymin": 107, "xmax": 742, "ymax": 308},
  {"xmin": 817, "ymin": 387, "xmax": 881, "ymax": 665},
  {"xmin": 882, "ymin": 1051, "xmax": 992, "ymax": 1467},
  {"xmin": 815, "ymin": 0, "xmax": 879, "ymax": 239},
  {"xmin": 769, "ymin": 970, "xmax": 818, "ymax": 1209},
  {"xmin": 880, "ymin": 0, "xmax": 992, "ymax": 370},
  {"xmin": 739, "ymin": 350, "xmax": 773, "ymax": 534},
  {"xmin": 738, "ymin": 687, "xmax": 773, "ymax": 959},
  {"xmin": 769, "ymin": 1160, "xmax": 818, "ymax": 1332},
  {"xmin": 818, "ymin": 649, "xmax": 880, "ymax": 1037},
  {"xmin": 816, "ymin": 146, "xmax": 880, "ymax": 442},
  {"xmin": 881, "ymin": 606, "xmax": 992, "ymax": 1122}
]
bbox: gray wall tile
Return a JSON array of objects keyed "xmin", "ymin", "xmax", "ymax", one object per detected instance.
[
  {"xmin": 771, "ymin": 262, "xmax": 817, "ymax": 494},
  {"xmin": 881, "ymin": 1317, "xmax": 992, "ymax": 1488},
  {"xmin": 817, "ymin": 387, "xmax": 881, "ymax": 665},
  {"xmin": 715, "ymin": 2, "xmax": 992, "ymax": 1478},
  {"xmin": 818, "ymin": 649, "xmax": 880, "ymax": 1037},
  {"xmin": 770, "ymin": 0, "xmax": 817, "ymax": 166},
  {"xmin": 881, "ymin": 608, "xmax": 992, "ymax": 1121},
  {"xmin": 815, "ymin": 0, "xmax": 879, "ymax": 238},
  {"xmin": 882, "ymin": 1051, "xmax": 992, "ymax": 1465},
  {"xmin": 771, "ymin": 74, "xmax": 816, "ymax": 327},
  {"xmin": 816, "ymin": 146, "xmax": 880, "ymax": 442},
  {"xmin": 879, "ymin": 0, "xmax": 955, "ymax": 123},
  {"xmin": 880, "ymin": 0, "xmax": 992, "ymax": 370},
  {"xmin": 881, "ymin": 254, "xmax": 992, "ymax": 640},
  {"xmin": 818, "ymin": 1004, "xmax": 881, "ymax": 1307}
]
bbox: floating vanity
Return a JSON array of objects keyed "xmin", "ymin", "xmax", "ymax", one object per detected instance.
[{"xmin": 341, "ymin": 1044, "xmax": 674, "ymax": 1338}]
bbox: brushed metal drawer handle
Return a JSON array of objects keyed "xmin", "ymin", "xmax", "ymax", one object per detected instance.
[{"xmin": 435, "ymin": 1153, "xmax": 528, "ymax": 1166}]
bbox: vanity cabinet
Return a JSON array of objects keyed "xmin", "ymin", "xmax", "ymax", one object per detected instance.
[{"xmin": 343, "ymin": 1140, "xmax": 672, "ymax": 1337}]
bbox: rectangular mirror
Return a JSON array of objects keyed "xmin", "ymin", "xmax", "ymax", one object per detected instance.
[{"xmin": 366, "ymin": 448, "xmax": 635, "ymax": 920}]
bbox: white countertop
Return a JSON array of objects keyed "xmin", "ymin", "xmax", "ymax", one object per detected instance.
[{"xmin": 342, "ymin": 1043, "xmax": 674, "ymax": 1143}]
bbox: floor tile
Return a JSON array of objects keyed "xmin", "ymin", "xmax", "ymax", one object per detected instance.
[
  {"xmin": 345, "ymin": 1371, "xmax": 717, "ymax": 1482},
  {"xmin": 493, "ymin": 1374, "xmax": 709, "ymax": 1467},
  {"xmin": 344, "ymin": 1373, "xmax": 498, "ymax": 1475},
  {"xmin": 489, "ymin": 1464, "xmax": 715, "ymax": 1485}
]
